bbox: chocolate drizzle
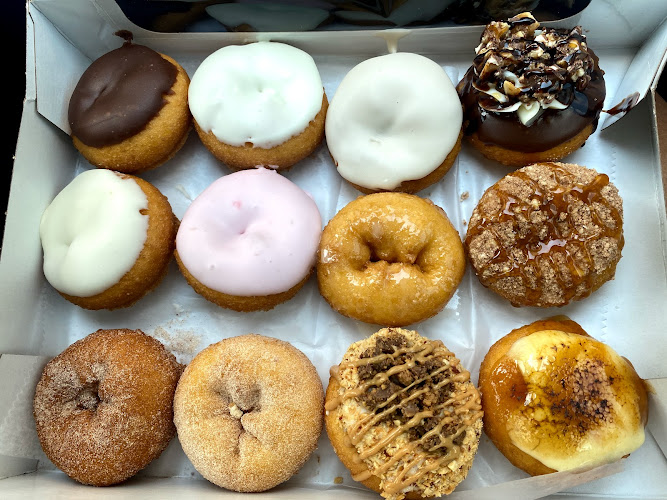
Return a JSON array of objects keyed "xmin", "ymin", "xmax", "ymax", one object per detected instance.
[
  {"xmin": 457, "ymin": 12, "xmax": 606, "ymax": 152},
  {"xmin": 68, "ymin": 33, "xmax": 178, "ymax": 148},
  {"xmin": 327, "ymin": 330, "xmax": 482, "ymax": 496}
]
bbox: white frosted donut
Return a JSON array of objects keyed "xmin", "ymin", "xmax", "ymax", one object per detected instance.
[
  {"xmin": 325, "ymin": 52, "xmax": 462, "ymax": 191},
  {"xmin": 39, "ymin": 169, "xmax": 148, "ymax": 297},
  {"xmin": 175, "ymin": 168, "xmax": 322, "ymax": 299},
  {"xmin": 189, "ymin": 41, "xmax": 324, "ymax": 149}
]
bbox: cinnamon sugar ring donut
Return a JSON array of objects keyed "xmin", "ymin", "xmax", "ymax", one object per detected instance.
[
  {"xmin": 173, "ymin": 334, "xmax": 324, "ymax": 492},
  {"xmin": 69, "ymin": 32, "xmax": 191, "ymax": 174},
  {"xmin": 479, "ymin": 318, "xmax": 648, "ymax": 476},
  {"xmin": 33, "ymin": 329, "xmax": 183, "ymax": 486},
  {"xmin": 457, "ymin": 12, "xmax": 605, "ymax": 167},
  {"xmin": 465, "ymin": 162, "xmax": 623, "ymax": 307},
  {"xmin": 317, "ymin": 193, "xmax": 465, "ymax": 326},
  {"xmin": 325, "ymin": 328, "xmax": 483, "ymax": 499}
]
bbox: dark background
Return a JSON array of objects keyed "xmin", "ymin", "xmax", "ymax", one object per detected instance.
[{"xmin": 1, "ymin": 3, "xmax": 665, "ymax": 241}]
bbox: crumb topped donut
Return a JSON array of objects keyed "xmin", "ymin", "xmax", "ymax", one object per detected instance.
[
  {"xmin": 325, "ymin": 52, "xmax": 462, "ymax": 193},
  {"xmin": 189, "ymin": 41, "xmax": 327, "ymax": 171},
  {"xmin": 68, "ymin": 31, "xmax": 191, "ymax": 173},
  {"xmin": 175, "ymin": 168, "xmax": 322, "ymax": 311},
  {"xmin": 33, "ymin": 329, "xmax": 183, "ymax": 486},
  {"xmin": 173, "ymin": 334, "xmax": 324, "ymax": 492},
  {"xmin": 325, "ymin": 328, "xmax": 483, "ymax": 499},
  {"xmin": 317, "ymin": 193, "xmax": 464, "ymax": 326},
  {"xmin": 457, "ymin": 12, "xmax": 605, "ymax": 166},
  {"xmin": 479, "ymin": 318, "xmax": 648, "ymax": 475},
  {"xmin": 465, "ymin": 162, "xmax": 623, "ymax": 307},
  {"xmin": 39, "ymin": 169, "xmax": 177, "ymax": 310}
]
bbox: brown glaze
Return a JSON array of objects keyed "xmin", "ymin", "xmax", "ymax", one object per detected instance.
[
  {"xmin": 465, "ymin": 162, "xmax": 624, "ymax": 307},
  {"xmin": 457, "ymin": 13, "xmax": 605, "ymax": 153},
  {"xmin": 68, "ymin": 38, "xmax": 178, "ymax": 148}
]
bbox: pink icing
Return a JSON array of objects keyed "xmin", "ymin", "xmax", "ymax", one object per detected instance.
[{"xmin": 176, "ymin": 168, "xmax": 322, "ymax": 296}]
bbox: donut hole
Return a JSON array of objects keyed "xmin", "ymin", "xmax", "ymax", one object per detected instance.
[
  {"xmin": 75, "ymin": 381, "xmax": 101, "ymax": 411},
  {"xmin": 362, "ymin": 238, "xmax": 426, "ymax": 273}
]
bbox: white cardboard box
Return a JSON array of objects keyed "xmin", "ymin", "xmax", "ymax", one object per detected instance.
[{"xmin": 1, "ymin": 0, "xmax": 667, "ymax": 498}]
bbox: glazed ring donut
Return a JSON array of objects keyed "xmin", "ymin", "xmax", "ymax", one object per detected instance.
[
  {"xmin": 69, "ymin": 32, "xmax": 191, "ymax": 174},
  {"xmin": 478, "ymin": 318, "xmax": 648, "ymax": 476},
  {"xmin": 317, "ymin": 192, "xmax": 465, "ymax": 326},
  {"xmin": 33, "ymin": 329, "xmax": 183, "ymax": 486},
  {"xmin": 465, "ymin": 162, "xmax": 623, "ymax": 307},
  {"xmin": 173, "ymin": 334, "xmax": 324, "ymax": 492}
]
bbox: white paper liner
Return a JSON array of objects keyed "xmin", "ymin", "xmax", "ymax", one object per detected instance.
[{"xmin": 2, "ymin": 43, "xmax": 667, "ymax": 498}]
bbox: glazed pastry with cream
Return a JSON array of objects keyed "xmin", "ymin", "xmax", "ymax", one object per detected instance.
[
  {"xmin": 325, "ymin": 52, "xmax": 462, "ymax": 193},
  {"xmin": 325, "ymin": 328, "xmax": 483, "ymax": 499},
  {"xmin": 457, "ymin": 12, "xmax": 606, "ymax": 166},
  {"xmin": 175, "ymin": 168, "xmax": 322, "ymax": 311},
  {"xmin": 189, "ymin": 41, "xmax": 328, "ymax": 171},
  {"xmin": 39, "ymin": 169, "xmax": 177, "ymax": 310},
  {"xmin": 479, "ymin": 318, "xmax": 648, "ymax": 476}
]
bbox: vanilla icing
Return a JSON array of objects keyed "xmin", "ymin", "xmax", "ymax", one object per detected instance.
[
  {"xmin": 39, "ymin": 169, "xmax": 149, "ymax": 297},
  {"xmin": 188, "ymin": 41, "xmax": 324, "ymax": 149},
  {"xmin": 176, "ymin": 168, "xmax": 322, "ymax": 296},
  {"xmin": 325, "ymin": 52, "xmax": 462, "ymax": 190},
  {"xmin": 506, "ymin": 330, "xmax": 645, "ymax": 471}
]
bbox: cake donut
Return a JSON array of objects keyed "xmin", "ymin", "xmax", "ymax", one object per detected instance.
[
  {"xmin": 457, "ymin": 12, "xmax": 606, "ymax": 167},
  {"xmin": 325, "ymin": 52, "xmax": 462, "ymax": 193},
  {"xmin": 175, "ymin": 168, "xmax": 322, "ymax": 311},
  {"xmin": 189, "ymin": 41, "xmax": 327, "ymax": 171},
  {"xmin": 33, "ymin": 329, "xmax": 183, "ymax": 486},
  {"xmin": 68, "ymin": 31, "xmax": 191, "ymax": 174},
  {"xmin": 479, "ymin": 318, "xmax": 648, "ymax": 476},
  {"xmin": 325, "ymin": 328, "xmax": 483, "ymax": 499},
  {"xmin": 317, "ymin": 193, "xmax": 464, "ymax": 326},
  {"xmin": 465, "ymin": 162, "xmax": 623, "ymax": 307},
  {"xmin": 39, "ymin": 169, "xmax": 177, "ymax": 310},
  {"xmin": 173, "ymin": 334, "xmax": 324, "ymax": 492}
]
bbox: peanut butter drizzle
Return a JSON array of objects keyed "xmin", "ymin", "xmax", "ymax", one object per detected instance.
[
  {"xmin": 465, "ymin": 164, "xmax": 623, "ymax": 305},
  {"xmin": 330, "ymin": 333, "xmax": 483, "ymax": 495}
]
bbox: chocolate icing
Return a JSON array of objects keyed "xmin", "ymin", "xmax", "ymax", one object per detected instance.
[
  {"xmin": 68, "ymin": 39, "xmax": 178, "ymax": 148},
  {"xmin": 457, "ymin": 13, "xmax": 606, "ymax": 153}
]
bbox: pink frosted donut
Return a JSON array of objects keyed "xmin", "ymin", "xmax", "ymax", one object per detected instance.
[{"xmin": 175, "ymin": 168, "xmax": 322, "ymax": 311}]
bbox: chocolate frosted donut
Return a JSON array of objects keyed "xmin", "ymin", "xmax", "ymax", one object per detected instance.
[
  {"xmin": 33, "ymin": 329, "xmax": 183, "ymax": 486},
  {"xmin": 457, "ymin": 12, "xmax": 605, "ymax": 166},
  {"xmin": 173, "ymin": 334, "xmax": 324, "ymax": 492},
  {"xmin": 325, "ymin": 328, "xmax": 483, "ymax": 499},
  {"xmin": 465, "ymin": 162, "xmax": 623, "ymax": 307},
  {"xmin": 69, "ymin": 31, "xmax": 191, "ymax": 173}
]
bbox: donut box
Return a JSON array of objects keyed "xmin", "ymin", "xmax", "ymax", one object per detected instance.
[{"xmin": 1, "ymin": 0, "xmax": 667, "ymax": 497}]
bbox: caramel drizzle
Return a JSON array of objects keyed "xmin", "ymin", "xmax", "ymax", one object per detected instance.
[
  {"xmin": 465, "ymin": 164, "xmax": 623, "ymax": 304},
  {"xmin": 329, "ymin": 338, "xmax": 482, "ymax": 494}
]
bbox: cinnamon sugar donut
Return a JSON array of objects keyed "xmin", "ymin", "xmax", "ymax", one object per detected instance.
[
  {"xmin": 465, "ymin": 162, "xmax": 623, "ymax": 307},
  {"xmin": 68, "ymin": 31, "xmax": 191, "ymax": 174},
  {"xmin": 457, "ymin": 12, "xmax": 605, "ymax": 167},
  {"xmin": 479, "ymin": 318, "xmax": 648, "ymax": 476},
  {"xmin": 317, "ymin": 193, "xmax": 465, "ymax": 326},
  {"xmin": 325, "ymin": 328, "xmax": 483, "ymax": 500},
  {"xmin": 173, "ymin": 334, "xmax": 324, "ymax": 492},
  {"xmin": 33, "ymin": 329, "xmax": 183, "ymax": 486},
  {"xmin": 39, "ymin": 169, "xmax": 177, "ymax": 310}
]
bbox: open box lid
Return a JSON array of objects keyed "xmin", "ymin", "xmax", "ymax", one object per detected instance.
[{"xmin": 27, "ymin": 0, "xmax": 667, "ymax": 134}]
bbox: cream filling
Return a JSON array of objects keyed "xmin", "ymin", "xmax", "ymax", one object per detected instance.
[{"xmin": 506, "ymin": 330, "xmax": 645, "ymax": 471}]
